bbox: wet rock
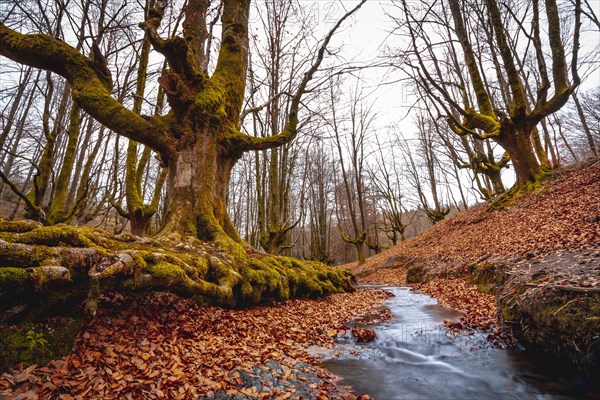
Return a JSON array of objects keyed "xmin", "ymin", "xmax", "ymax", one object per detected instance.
[{"xmin": 200, "ymin": 358, "xmax": 354, "ymax": 400}]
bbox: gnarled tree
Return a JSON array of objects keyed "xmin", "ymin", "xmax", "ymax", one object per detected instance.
[
  {"xmin": 400, "ymin": 0, "xmax": 582, "ymax": 193},
  {"xmin": 0, "ymin": 0, "xmax": 366, "ymax": 315},
  {"xmin": 0, "ymin": 0, "xmax": 365, "ymax": 247}
]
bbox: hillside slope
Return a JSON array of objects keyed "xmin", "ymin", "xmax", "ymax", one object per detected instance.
[{"xmin": 354, "ymin": 159, "xmax": 600, "ymax": 374}]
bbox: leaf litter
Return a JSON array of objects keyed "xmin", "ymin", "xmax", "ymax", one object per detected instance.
[{"xmin": 0, "ymin": 289, "xmax": 392, "ymax": 399}]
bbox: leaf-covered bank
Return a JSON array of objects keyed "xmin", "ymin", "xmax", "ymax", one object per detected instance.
[
  {"xmin": 0, "ymin": 289, "xmax": 391, "ymax": 399},
  {"xmin": 352, "ymin": 159, "xmax": 600, "ymax": 377}
]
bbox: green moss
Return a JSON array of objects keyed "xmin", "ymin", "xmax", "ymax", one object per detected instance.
[
  {"xmin": 0, "ymin": 220, "xmax": 41, "ymax": 233},
  {"xmin": 5, "ymin": 225, "xmax": 101, "ymax": 248},
  {"xmin": 0, "ymin": 240, "xmax": 52, "ymax": 267},
  {"xmin": 28, "ymin": 266, "xmax": 71, "ymax": 289},
  {"xmin": 0, "ymin": 267, "xmax": 31, "ymax": 292},
  {"xmin": 467, "ymin": 261, "xmax": 504, "ymax": 294},
  {"xmin": 488, "ymin": 173, "xmax": 549, "ymax": 211},
  {"xmin": 146, "ymin": 262, "xmax": 188, "ymax": 282},
  {"xmin": 0, "ymin": 317, "xmax": 83, "ymax": 372}
]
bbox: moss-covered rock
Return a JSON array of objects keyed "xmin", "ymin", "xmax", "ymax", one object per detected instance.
[
  {"xmin": 0, "ymin": 317, "xmax": 83, "ymax": 372},
  {"xmin": 466, "ymin": 260, "xmax": 505, "ymax": 294},
  {"xmin": 497, "ymin": 249, "xmax": 600, "ymax": 376}
]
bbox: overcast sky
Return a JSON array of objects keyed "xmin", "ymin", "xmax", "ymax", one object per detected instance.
[{"xmin": 294, "ymin": 0, "xmax": 600, "ymax": 128}]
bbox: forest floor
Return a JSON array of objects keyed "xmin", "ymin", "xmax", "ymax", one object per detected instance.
[
  {"xmin": 0, "ymin": 289, "xmax": 391, "ymax": 399},
  {"xmin": 348, "ymin": 158, "xmax": 600, "ymax": 372}
]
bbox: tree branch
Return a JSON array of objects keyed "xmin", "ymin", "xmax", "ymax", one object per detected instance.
[
  {"xmin": 0, "ymin": 23, "xmax": 175, "ymax": 162},
  {"xmin": 231, "ymin": 0, "xmax": 367, "ymax": 152}
]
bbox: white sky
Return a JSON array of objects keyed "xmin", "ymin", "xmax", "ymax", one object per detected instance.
[{"xmin": 321, "ymin": 0, "xmax": 600, "ymax": 126}]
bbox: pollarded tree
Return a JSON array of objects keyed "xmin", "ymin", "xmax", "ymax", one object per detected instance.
[
  {"xmin": 0, "ymin": 1, "xmax": 365, "ymax": 313},
  {"xmin": 400, "ymin": 0, "xmax": 582, "ymax": 194},
  {"xmin": 0, "ymin": 0, "xmax": 365, "ymax": 249}
]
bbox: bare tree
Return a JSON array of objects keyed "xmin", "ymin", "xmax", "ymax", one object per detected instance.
[
  {"xmin": 399, "ymin": 0, "xmax": 582, "ymax": 197},
  {"xmin": 329, "ymin": 83, "xmax": 375, "ymax": 264},
  {"xmin": 368, "ymin": 135, "xmax": 412, "ymax": 246}
]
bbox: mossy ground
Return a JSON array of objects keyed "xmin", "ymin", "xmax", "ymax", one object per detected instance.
[{"xmin": 0, "ymin": 317, "xmax": 83, "ymax": 371}]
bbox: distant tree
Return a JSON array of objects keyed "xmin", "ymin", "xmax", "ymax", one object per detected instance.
[
  {"xmin": 329, "ymin": 84, "xmax": 375, "ymax": 264},
  {"xmin": 398, "ymin": 116, "xmax": 450, "ymax": 225},
  {"xmin": 399, "ymin": 0, "xmax": 583, "ymax": 195},
  {"xmin": 368, "ymin": 135, "xmax": 412, "ymax": 246}
]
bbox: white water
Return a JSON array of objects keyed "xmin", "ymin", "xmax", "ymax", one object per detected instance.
[{"xmin": 322, "ymin": 286, "xmax": 587, "ymax": 400}]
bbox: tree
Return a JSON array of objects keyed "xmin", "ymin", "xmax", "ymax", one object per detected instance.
[
  {"xmin": 368, "ymin": 135, "xmax": 413, "ymax": 246},
  {"xmin": 330, "ymin": 83, "xmax": 375, "ymax": 264},
  {"xmin": 111, "ymin": 2, "xmax": 168, "ymax": 237},
  {"xmin": 246, "ymin": 0, "xmax": 311, "ymax": 255},
  {"xmin": 0, "ymin": 1, "xmax": 365, "ymax": 313},
  {"xmin": 398, "ymin": 117, "xmax": 450, "ymax": 225},
  {"xmin": 0, "ymin": 0, "xmax": 366, "ymax": 249},
  {"xmin": 400, "ymin": 0, "xmax": 582, "ymax": 194}
]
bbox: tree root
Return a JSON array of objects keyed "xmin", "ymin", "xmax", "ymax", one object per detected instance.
[
  {"xmin": 0, "ymin": 222, "xmax": 355, "ymax": 323},
  {"xmin": 487, "ymin": 174, "xmax": 549, "ymax": 211}
]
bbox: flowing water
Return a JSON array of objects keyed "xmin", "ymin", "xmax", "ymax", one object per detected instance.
[{"xmin": 322, "ymin": 286, "xmax": 589, "ymax": 400}]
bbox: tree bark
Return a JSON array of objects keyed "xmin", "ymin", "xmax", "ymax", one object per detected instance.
[{"xmin": 498, "ymin": 127, "xmax": 545, "ymax": 186}]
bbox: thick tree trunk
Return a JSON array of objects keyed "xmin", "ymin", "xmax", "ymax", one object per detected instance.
[
  {"xmin": 130, "ymin": 213, "xmax": 153, "ymax": 237},
  {"xmin": 158, "ymin": 130, "xmax": 241, "ymax": 245},
  {"xmin": 499, "ymin": 128, "xmax": 545, "ymax": 186}
]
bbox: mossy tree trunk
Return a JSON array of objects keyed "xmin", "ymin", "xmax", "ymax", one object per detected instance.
[
  {"xmin": 496, "ymin": 125, "xmax": 546, "ymax": 187},
  {"xmin": 0, "ymin": 0, "xmax": 367, "ymax": 246},
  {"xmin": 114, "ymin": 16, "xmax": 168, "ymax": 237},
  {"xmin": 403, "ymin": 0, "xmax": 582, "ymax": 191}
]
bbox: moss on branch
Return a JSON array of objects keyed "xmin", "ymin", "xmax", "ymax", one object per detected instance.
[
  {"xmin": 0, "ymin": 224, "xmax": 355, "ymax": 323},
  {"xmin": 0, "ymin": 23, "xmax": 175, "ymax": 162}
]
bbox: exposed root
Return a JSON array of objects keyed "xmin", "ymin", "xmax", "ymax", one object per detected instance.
[
  {"xmin": 487, "ymin": 174, "xmax": 548, "ymax": 211},
  {"xmin": 0, "ymin": 222, "xmax": 355, "ymax": 324}
]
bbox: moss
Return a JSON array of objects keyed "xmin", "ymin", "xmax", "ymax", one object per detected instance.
[
  {"xmin": 0, "ymin": 317, "xmax": 83, "ymax": 372},
  {"xmin": 499, "ymin": 286, "xmax": 600, "ymax": 372},
  {"xmin": 0, "ymin": 221, "xmax": 355, "ymax": 318},
  {"xmin": 146, "ymin": 262, "xmax": 188, "ymax": 282},
  {"xmin": 193, "ymin": 78, "xmax": 229, "ymax": 125},
  {"xmin": 27, "ymin": 266, "xmax": 71, "ymax": 289},
  {"xmin": 406, "ymin": 265, "xmax": 428, "ymax": 283},
  {"xmin": 0, "ymin": 267, "xmax": 32, "ymax": 292},
  {"xmin": 4, "ymin": 225, "xmax": 102, "ymax": 248},
  {"xmin": 487, "ymin": 173, "xmax": 549, "ymax": 211},
  {"xmin": 0, "ymin": 220, "xmax": 42, "ymax": 233},
  {"xmin": 0, "ymin": 240, "xmax": 52, "ymax": 267},
  {"xmin": 467, "ymin": 261, "xmax": 504, "ymax": 294}
]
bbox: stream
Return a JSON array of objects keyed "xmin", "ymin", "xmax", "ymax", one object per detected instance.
[{"xmin": 322, "ymin": 286, "xmax": 588, "ymax": 400}]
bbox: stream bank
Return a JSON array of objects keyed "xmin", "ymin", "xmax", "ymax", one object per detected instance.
[
  {"xmin": 351, "ymin": 160, "xmax": 600, "ymax": 381},
  {"xmin": 323, "ymin": 286, "xmax": 594, "ymax": 400}
]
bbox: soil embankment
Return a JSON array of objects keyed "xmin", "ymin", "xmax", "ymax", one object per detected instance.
[{"xmin": 352, "ymin": 159, "xmax": 600, "ymax": 375}]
